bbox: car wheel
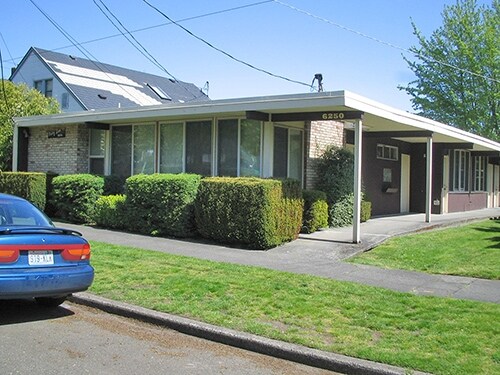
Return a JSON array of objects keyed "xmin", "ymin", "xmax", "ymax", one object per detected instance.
[{"xmin": 35, "ymin": 296, "xmax": 67, "ymax": 307}]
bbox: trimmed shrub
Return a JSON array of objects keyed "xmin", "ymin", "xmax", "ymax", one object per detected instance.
[
  {"xmin": 94, "ymin": 194, "xmax": 127, "ymax": 229},
  {"xmin": 0, "ymin": 172, "xmax": 47, "ymax": 209},
  {"xmin": 124, "ymin": 173, "xmax": 201, "ymax": 237},
  {"xmin": 50, "ymin": 174, "xmax": 104, "ymax": 223},
  {"xmin": 361, "ymin": 200, "xmax": 372, "ymax": 223},
  {"xmin": 302, "ymin": 190, "xmax": 328, "ymax": 233},
  {"xmin": 330, "ymin": 193, "xmax": 372, "ymax": 228},
  {"xmin": 315, "ymin": 146, "xmax": 354, "ymax": 206},
  {"xmin": 195, "ymin": 177, "xmax": 303, "ymax": 249}
]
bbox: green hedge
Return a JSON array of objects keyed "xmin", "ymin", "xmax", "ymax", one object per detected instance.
[
  {"xmin": 50, "ymin": 174, "xmax": 104, "ymax": 223},
  {"xmin": 94, "ymin": 194, "xmax": 127, "ymax": 229},
  {"xmin": 195, "ymin": 177, "xmax": 303, "ymax": 249},
  {"xmin": 0, "ymin": 172, "xmax": 47, "ymax": 209},
  {"xmin": 302, "ymin": 190, "xmax": 329, "ymax": 234},
  {"xmin": 124, "ymin": 173, "xmax": 201, "ymax": 237},
  {"xmin": 330, "ymin": 193, "xmax": 372, "ymax": 228}
]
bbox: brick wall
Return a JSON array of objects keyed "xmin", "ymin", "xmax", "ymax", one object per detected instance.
[
  {"xmin": 304, "ymin": 120, "xmax": 344, "ymax": 189},
  {"xmin": 28, "ymin": 124, "xmax": 89, "ymax": 175}
]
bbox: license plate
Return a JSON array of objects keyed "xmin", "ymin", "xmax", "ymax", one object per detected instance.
[{"xmin": 28, "ymin": 251, "xmax": 54, "ymax": 266}]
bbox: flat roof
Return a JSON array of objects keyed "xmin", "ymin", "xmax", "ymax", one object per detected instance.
[{"xmin": 14, "ymin": 90, "xmax": 500, "ymax": 152}]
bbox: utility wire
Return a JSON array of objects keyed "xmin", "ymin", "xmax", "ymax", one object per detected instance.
[
  {"xmin": 28, "ymin": 0, "xmax": 151, "ymax": 106},
  {"xmin": 142, "ymin": 0, "xmax": 313, "ymax": 89},
  {"xmin": 0, "ymin": 47, "xmax": 10, "ymax": 112},
  {"xmin": 2, "ymin": 1, "xmax": 273, "ymax": 68},
  {"xmin": 93, "ymin": 0, "xmax": 202, "ymax": 100},
  {"xmin": 273, "ymin": 0, "xmax": 500, "ymax": 85}
]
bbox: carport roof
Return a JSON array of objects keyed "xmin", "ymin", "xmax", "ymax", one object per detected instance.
[{"xmin": 14, "ymin": 90, "xmax": 500, "ymax": 152}]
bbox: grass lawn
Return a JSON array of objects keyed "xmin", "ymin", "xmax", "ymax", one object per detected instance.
[
  {"xmin": 89, "ymin": 241, "xmax": 500, "ymax": 375},
  {"xmin": 349, "ymin": 219, "xmax": 500, "ymax": 280}
]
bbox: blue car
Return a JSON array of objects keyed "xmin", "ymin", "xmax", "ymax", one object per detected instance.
[{"xmin": 0, "ymin": 193, "xmax": 94, "ymax": 307}]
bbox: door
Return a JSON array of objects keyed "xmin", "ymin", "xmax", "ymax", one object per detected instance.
[
  {"xmin": 441, "ymin": 155, "xmax": 450, "ymax": 214},
  {"xmin": 400, "ymin": 154, "xmax": 410, "ymax": 213}
]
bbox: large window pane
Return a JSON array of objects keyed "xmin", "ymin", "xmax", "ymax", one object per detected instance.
[
  {"xmin": 186, "ymin": 121, "xmax": 212, "ymax": 175},
  {"xmin": 240, "ymin": 120, "xmax": 261, "ymax": 177},
  {"xmin": 90, "ymin": 129, "xmax": 106, "ymax": 156},
  {"xmin": 133, "ymin": 124, "xmax": 155, "ymax": 175},
  {"xmin": 273, "ymin": 127, "xmax": 288, "ymax": 178},
  {"xmin": 218, "ymin": 119, "xmax": 238, "ymax": 176},
  {"xmin": 111, "ymin": 126, "xmax": 132, "ymax": 177},
  {"xmin": 160, "ymin": 123, "xmax": 184, "ymax": 173},
  {"xmin": 288, "ymin": 129, "xmax": 302, "ymax": 181}
]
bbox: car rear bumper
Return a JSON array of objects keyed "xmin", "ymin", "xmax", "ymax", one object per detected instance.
[{"xmin": 0, "ymin": 264, "xmax": 94, "ymax": 299}]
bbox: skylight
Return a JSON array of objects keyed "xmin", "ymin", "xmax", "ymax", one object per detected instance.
[{"xmin": 146, "ymin": 83, "xmax": 171, "ymax": 101}]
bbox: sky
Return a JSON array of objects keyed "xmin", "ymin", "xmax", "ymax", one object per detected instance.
[{"xmin": 0, "ymin": 0, "xmax": 492, "ymax": 111}]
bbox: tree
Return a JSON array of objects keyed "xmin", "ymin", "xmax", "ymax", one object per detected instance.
[
  {"xmin": 0, "ymin": 81, "xmax": 60, "ymax": 171},
  {"xmin": 400, "ymin": 0, "xmax": 499, "ymax": 141}
]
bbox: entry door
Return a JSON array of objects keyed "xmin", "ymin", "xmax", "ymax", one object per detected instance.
[
  {"xmin": 441, "ymin": 155, "xmax": 450, "ymax": 214},
  {"xmin": 400, "ymin": 154, "xmax": 410, "ymax": 213},
  {"xmin": 487, "ymin": 164, "xmax": 494, "ymax": 208}
]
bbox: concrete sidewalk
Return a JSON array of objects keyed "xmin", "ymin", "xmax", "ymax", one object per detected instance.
[{"xmin": 58, "ymin": 207, "xmax": 500, "ymax": 304}]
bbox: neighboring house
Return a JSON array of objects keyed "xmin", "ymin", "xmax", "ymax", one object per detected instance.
[
  {"xmin": 12, "ymin": 90, "xmax": 500, "ymax": 241},
  {"xmin": 10, "ymin": 47, "xmax": 209, "ymax": 112}
]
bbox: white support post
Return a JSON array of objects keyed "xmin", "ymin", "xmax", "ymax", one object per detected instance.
[
  {"xmin": 12, "ymin": 123, "xmax": 19, "ymax": 172},
  {"xmin": 353, "ymin": 119, "xmax": 363, "ymax": 243},
  {"xmin": 425, "ymin": 135, "xmax": 433, "ymax": 223}
]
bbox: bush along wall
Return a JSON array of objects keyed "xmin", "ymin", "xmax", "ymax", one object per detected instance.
[
  {"xmin": 50, "ymin": 174, "xmax": 104, "ymax": 224},
  {"xmin": 195, "ymin": 177, "xmax": 304, "ymax": 250},
  {"xmin": 330, "ymin": 193, "xmax": 372, "ymax": 228},
  {"xmin": 94, "ymin": 194, "xmax": 127, "ymax": 229},
  {"xmin": 124, "ymin": 173, "xmax": 201, "ymax": 237},
  {"xmin": 301, "ymin": 189, "xmax": 329, "ymax": 233},
  {"xmin": 0, "ymin": 172, "xmax": 47, "ymax": 209}
]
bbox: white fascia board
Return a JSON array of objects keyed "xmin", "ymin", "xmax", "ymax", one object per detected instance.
[
  {"xmin": 343, "ymin": 91, "xmax": 500, "ymax": 152},
  {"xmin": 13, "ymin": 91, "xmax": 348, "ymax": 127}
]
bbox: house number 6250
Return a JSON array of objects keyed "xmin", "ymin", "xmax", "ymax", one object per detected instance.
[{"xmin": 322, "ymin": 112, "xmax": 345, "ymax": 120}]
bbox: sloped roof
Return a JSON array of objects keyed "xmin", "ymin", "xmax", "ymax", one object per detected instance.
[{"xmin": 16, "ymin": 47, "xmax": 209, "ymax": 109}]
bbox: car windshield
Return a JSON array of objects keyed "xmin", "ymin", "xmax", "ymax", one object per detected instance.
[{"xmin": 0, "ymin": 199, "xmax": 53, "ymax": 227}]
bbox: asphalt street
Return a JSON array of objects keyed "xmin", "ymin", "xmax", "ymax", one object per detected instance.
[{"xmin": 0, "ymin": 299, "xmax": 338, "ymax": 375}]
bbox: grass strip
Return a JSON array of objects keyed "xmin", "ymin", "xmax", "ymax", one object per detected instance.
[
  {"xmin": 349, "ymin": 219, "xmax": 500, "ymax": 279},
  {"xmin": 89, "ymin": 241, "xmax": 500, "ymax": 375}
]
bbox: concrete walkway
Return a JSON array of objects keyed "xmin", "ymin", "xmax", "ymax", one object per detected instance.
[{"xmin": 58, "ymin": 207, "xmax": 500, "ymax": 304}]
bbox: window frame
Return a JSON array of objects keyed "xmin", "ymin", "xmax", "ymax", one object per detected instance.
[
  {"xmin": 376, "ymin": 144, "xmax": 399, "ymax": 161},
  {"xmin": 272, "ymin": 124, "xmax": 304, "ymax": 182}
]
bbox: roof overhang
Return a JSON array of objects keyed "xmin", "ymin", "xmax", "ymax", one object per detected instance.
[{"xmin": 13, "ymin": 90, "xmax": 500, "ymax": 152}]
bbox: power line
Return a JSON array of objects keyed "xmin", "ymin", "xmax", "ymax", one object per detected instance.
[
  {"xmin": 93, "ymin": 0, "xmax": 202, "ymax": 100},
  {"xmin": 28, "ymin": 0, "xmax": 152, "ymax": 107},
  {"xmin": 142, "ymin": 0, "xmax": 313, "ymax": 90},
  {"xmin": 273, "ymin": 0, "xmax": 500, "ymax": 85},
  {"xmin": 2, "ymin": 1, "xmax": 274, "ymax": 68},
  {"xmin": 0, "ymin": 47, "xmax": 10, "ymax": 112}
]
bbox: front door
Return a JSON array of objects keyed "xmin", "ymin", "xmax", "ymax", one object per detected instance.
[{"xmin": 441, "ymin": 155, "xmax": 449, "ymax": 214}]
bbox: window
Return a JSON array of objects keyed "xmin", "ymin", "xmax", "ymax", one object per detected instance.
[
  {"xmin": 273, "ymin": 126, "xmax": 303, "ymax": 181},
  {"xmin": 377, "ymin": 144, "xmax": 398, "ymax": 161},
  {"xmin": 61, "ymin": 92, "xmax": 69, "ymax": 109},
  {"xmin": 474, "ymin": 156, "xmax": 486, "ymax": 192},
  {"xmin": 452, "ymin": 150, "xmax": 470, "ymax": 192},
  {"xmin": 159, "ymin": 123, "xmax": 184, "ymax": 173},
  {"xmin": 133, "ymin": 124, "xmax": 155, "ymax": 175},
  {"xmin": 147, "ymin": 83, "xmax": 171, "ymax": 101},
  {"xmin": 217, "ymin": 119, "xmax": 261, "ymax": 177},
  {"xmin": 111, "ymin": 126, "xmax": 132, "ymax": 177},
  {"xmin": 89, "ymin": 129, "xmax": 106, "ymax": 175},
  {"xmin": 217, "ymin": 119, "xmax": 238, "ymax": 176},
  {"xmin": 33, "ymin": 79, "xmax": 53, "ymax": 97},
  {"xmin": 186, "ymin": 121, "xmax": 212, "ymax": 175}
]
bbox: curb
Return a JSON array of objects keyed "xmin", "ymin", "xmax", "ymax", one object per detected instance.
[{"xmin": 69, "ymin": 292, "xmax": 429, "ymax": 375}]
